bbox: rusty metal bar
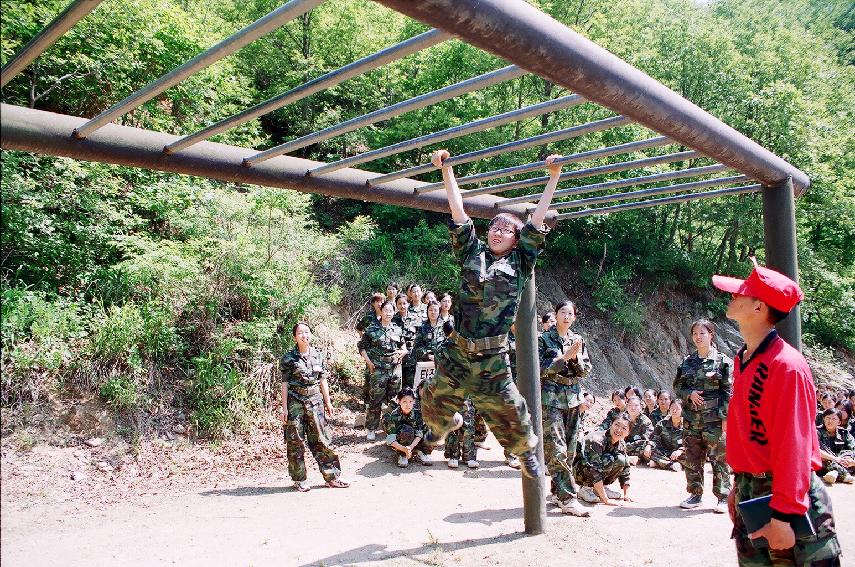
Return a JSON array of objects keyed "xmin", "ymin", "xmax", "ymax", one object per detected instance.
[
  {"xmin": 308, "ymin": 94, "xmax": 586, "ymax": 175},
  {"xmin": 72, "ymin": 0, "xmax": 327, "ymax": 139},
  {"xmin": 173, "ymin": 28, "xmax": 452, "ymax": 155},
  {"xmin": 417, "ymin": 136, "xmax": 672, "ymax": 194},
  {"xmin": 555, "ymin": 184, "xmax": 762, "ymax": 220},
  {"xmin": 375, "ymin": 0, "xmax": 809, "ymax": 195},
  {"xmin": 369, "ymin": 115, "xmax": 631, "ymax": 186},
  {"xmin": 0, "ymin": 0, "xmax": 103, "ymax": 88},
  {"xmin": 460, "ymin": 150, "xmax": 703, "ymax": 199},
  {"xmin": 1, "ymin": 103, "xmax": 540, "ymax": 221}
]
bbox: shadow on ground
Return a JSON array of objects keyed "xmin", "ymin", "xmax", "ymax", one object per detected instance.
[{"xmin": 606, "ymin": 504, "xmax": 712, "ymax": 519}]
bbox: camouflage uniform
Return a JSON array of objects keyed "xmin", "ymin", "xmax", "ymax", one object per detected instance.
[
  {"xmin": 412, "ymin": 320, "xmax": 448, "ymax": 362},
  {"xmin": 393, "ymin": 310, "xmax": 421, "ymax": 389},
  {"xmin": 445, "ymin": 397, "xmax": 478, "ymax": 462},
  {"xmin": 356, "ymin": 311, "xmax": 380, "ymax": 404},
  {"xmin": 817, "ymin": 426, "xmax": 855, "ymax": 479},
  {"xmin": 674, "ymin": 348, "xmax": 733, "ymax": 499},
  {"xmin": 574, "ymin": 429, "xmax": 630, "ymax": 490},
  {"xmin": 650, "ymin": 406, "xmax": 667, "ymax": 425},
  {"xmin": 384, "ymin": 405, "xmax": 430, "ymax": 456},
  {"xmin": 599, "ymin": 407, "xmax": 627, "ymax": 432},
  {"xmin": 410, "ymin": 302, "xmax": 427, "ymax": 325},
  {"xmin": 280, "ymin": 347, "xmax": 341, "ymax": 483},
  {"xmin": 357, "ymin": 321, "xmax": 405, "ymax": 431},
  {"xmin": 625, "ymin": 413, "xmax": 654, "ymax": 461},
  {"xmin": 651, "ymin": 417, "xmax": 684, "ymax": 468},
  {"xmin": 420, "ymin": 219, "xmax": 547, "ymax": 457},
  {"xmin": 539, "ymin": 326, "xmax": 592, "ymax": 502},
  {"xmin": 732, "ymin": 472, "xmax": 842, "ymax": 566}
]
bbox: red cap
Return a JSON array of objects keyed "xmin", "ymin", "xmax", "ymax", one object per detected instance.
[{"xmin": 712, "ymin": 258, "xmax": 804, "ymax": 313}]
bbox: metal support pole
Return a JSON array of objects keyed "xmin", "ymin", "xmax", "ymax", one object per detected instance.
[
  {"xmin": 762, "ymin": 177, "xmax": 802, "ymax": 350},
  {"xmin": 515, "ymin": 274, "xmax": 546, "ymax": 535},
  {"xmin": 0, "ymin": 0, "xmax": 103, "ymax": 88},
  {"xmin": 189, "ymin": 28, "xmax": 452, "ymax": 158},
  {"xmin": 72, "ymin": 0, "xmax": 326, "ymax": 139}
]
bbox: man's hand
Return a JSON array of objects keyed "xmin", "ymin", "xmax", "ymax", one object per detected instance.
[
  {"xmin": 749, "ymin": 518, "xmax": 795, "ymax": 550},
  {"xmin": 366, "ymin": 360, "xmax": 376, "ymax": 374},
  {"xmin": 567, "ymin": 338, "xmax": 583, "ymax": 359},
  {"xmin": 545, "ymin": 154, "xmax": 563, "ymax": 177},
  {"xmin": 282, "ymin": 411, "xmax": 289, "ymax": 425},
  {"xmin": 689, "ymin": 390, "xmax": 704, "ymax": 408},
  {"xmin": 670, "ymin": 449, "xmax": 683, "ymax": 461},
  {"xmin": 432, "ymin": 149, "xmax": 450, "ymax": 168},
  {"xmin": 324, "ymin": 402, "xmax": 334, "ymax": 419}
]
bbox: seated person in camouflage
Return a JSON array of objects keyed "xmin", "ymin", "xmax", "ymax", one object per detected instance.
[
  {"xmin": 650, "ymin": 390, "xmax": 671, "ymax": 424},
  {"xmin": 625, "ymin": 385, "xmax": 642, "ymax": 401},
  {"xmin": 599, "ymin": 390, "xmax": 628, "ymax": 431},
  {"xmin": 651, "ymin": 398, "xmax": 685, "ymax": 471},
  {"xmin": 419, "ymin": 149, "xmax": 566, "ymax": 480},
  {"xmin": 539, "ymin": 300, "xmax": 593, "ymax": 517},
  {"xmin": 816, "ymin": 392, "xmax": 836, "ymax": 426},
  {"xmin": 541, "ymin": 312, "xmax": 556, "ymax": 333},
  {"xmin": 392, "ymin": 293, "xmax": 421, "ymax": 390},
  {"xmin": 575, "ymin": 414, "xmax": 633, "ymax": 506},
  {"xmin": 642, "ymin": 388, "xmax": 658, "ymax": 418},
  {"xmin": 674, "ymin": 318, "xmax": 732, "ymax": 513},
  {"xmin": 280, "ymin": 322, "xmax": 349, "ymax": 491},
  {"xmin": 358, "ymin": 300, "xmax": 407, "ymax": 441},
  {"xmin": 384, "ymin": 388, "xmax": 433, "ymax": 468},
  {"xmin": 624, "ymin": 397, "xmax": 654, "ymax": 465},
  {"xmin": 817, "ymin": 408, "xmax": 855, "ymax": 485}
]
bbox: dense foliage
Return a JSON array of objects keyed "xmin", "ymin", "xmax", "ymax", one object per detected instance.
[{"xmin": 2, "ymin": 0, "xmax": 852, "ymax": 436}]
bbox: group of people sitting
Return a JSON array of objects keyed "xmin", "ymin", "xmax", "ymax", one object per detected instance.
[{"xmin": 816, "ymin": 386, "xmax": 855, "ymax": 486}]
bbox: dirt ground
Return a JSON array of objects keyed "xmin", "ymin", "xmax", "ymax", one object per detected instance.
[{"xmin": 2, "ymin": 406, "xmax": 854, "ymax": 567}]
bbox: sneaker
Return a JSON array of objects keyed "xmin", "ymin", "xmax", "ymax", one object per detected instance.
[
  {"xmin": 506, "ymin": 456, "xmax": 521, "ymax": 469},
  {"xmin": 294, "ymin": 480, "xmax": 311, "ymax": 492},
  {"xmin": 671, "ymin": 462, "xmax": 683, "ymax": 472},
  {"xmin": 713, "ymin": 497, "xmax": 728, "ymax": 514},
  {"xmin": 604, "ymin": 486, "xmax": 623, "ymax": 500},
  {"xmin": 466, "ymin": 460, "xmax": 480, "ymax": 469},
  {"xmin": 447, "ymin": 458, "xmax": 459, "ymax": 469},
  {"xmin": 628, "ymin": 455, "xmax": 639, "ymax": 466},
  {"xmin": 842, "ymin": 474, "xmax": 854, "ymax": 485},
  {"xmin": 366, "ymin": 431, "xmax": 376, "ymax": 441},
  {"xmin": 680, "ymin": 494, "xmax": 703, "ymax": 509},
  {"xmin": 518, "ymin": 451, "xmax": 542, "ymax": 479},
  {"xmin": 397, "ymin": 455, "xmax": 409, "ymax": 468},
  {"xmin": 557, "ymin": 497, "xmax": 591, "ymax": 517},
  {"xmin": 546, "ymin": 493, "xmax": 559, "ymax": 506},
  {"xmin": 822, "ymin": 470, "xmax": 839, "ymax": 485},
  {"xmin": 415, "ymin": 450, "xmax": 433, "ymax": 466},
  {"xmin": 578, "ymin": 486, "xmax": 600, "ymax": 504}
]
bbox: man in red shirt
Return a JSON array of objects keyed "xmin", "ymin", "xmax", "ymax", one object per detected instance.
[{"xmin": 713, "ymin": 260, "xmax": 842, "ymax": 566}]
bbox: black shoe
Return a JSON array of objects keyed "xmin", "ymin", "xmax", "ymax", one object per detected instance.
[{"xmin": 518, "ymin": 450, "xmax": 542, "ymax": 479}]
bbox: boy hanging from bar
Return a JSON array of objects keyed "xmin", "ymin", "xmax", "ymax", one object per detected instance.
[{"xmin": 420, "ymin": 149, "xmax": 564, "ymax": 479}]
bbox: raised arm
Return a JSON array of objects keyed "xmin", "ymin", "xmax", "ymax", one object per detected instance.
[
  {"xmin": 432, "ymin": 150, "xmax": 468, "ymax": 225},
  {"xmin": 530, "ymin": 154, "xmax": 563, "ymax": 228}
]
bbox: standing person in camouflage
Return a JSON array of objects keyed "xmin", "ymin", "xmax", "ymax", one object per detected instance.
[
  {"xmin": 650, "ymin": 398, "xmax": 685, "ymax": 471},
  {"xmin": 383, "ymin": 388, "xmax": 433, "ymax": 467},
  {"xmin": 407, "ymin": 284, "xmax": 427, "ymax": 323},
  {"xmin": 817, "ymin": 408, "xmax": 855, "ymax": 484},
  {"xmin": 624, "ymin": 396, "xmax": 654, "ymax": 465},
  {"xmin": 444, "ymin": 397, "xmax": 479, "ymax": 469},
  {"xmin": 386, "ymin": 282, "xmax": 400, "ymax": 303},
  {"xmin": 420, "ymin": 149, "xmax": 565, "ymax": 480},
  {"xmin": 674, "ymin": 318, "xmax": 733, "ymax": 513},
  {"xmin": 575, "ymin": 414, "xmax": 633, "ymax": 506},
  {"xmin": 438, "ymin": 293, "xmax": 455, "ymax": 329},
  {"xmin": 541, "ymin": 312, "xmax": 556, "ymax": 333},
  {"xmin": 539, "ymin": 300, "xmax": 593, "ymax": 516},
  {"xmin": 713, "ymin": 261, "xmax": 842, "ymax": 566},
  {"xmin": 280, "ymin": 322, "xmax": 349, "ymax": 491},
  {"xmin": 358, "ymin": 301, "xmax": 407, "ymax": 441},
  {"xmin": 413, "ymin": 301, "xmax": 447, "ymax": 364},
  {"xmin": 392, "ymin": 293, "xmax": 421, "ymax": 389},
  {"xmin": 357, "ymin": 292, "xmax": 386, "ymax": 407}
]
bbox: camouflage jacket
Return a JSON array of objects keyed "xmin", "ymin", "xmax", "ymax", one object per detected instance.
[
  {"xmin": 652, "ymin": 417, "xmax": 684, "ymax": 454},
  {"xmin": 449, "ymin": 219, "xmax": 547, "ymax": 340},
  {"xmin": 625, "ymin": 413, "xmax": 654, "ymax": 452},
  {"xmin": 650, "ymin": 407, "xmax": 667, "ymax": 424},
  {"xmin": 355, "ymin": 310, "xmax": 379, "ymax": 333},
  {"xmin": 357, "ymin": 321, "xmax": 405, "ymax": 368},
  {"xmin": 599, "ymin": 407, "xmax": 628, "ymax": 431},
  {"xmin": 409, "ymin": 303, "xmax": 427, "ymax": 326},
  {"xmin": 539, "ymin": 327, "xmax": 592, "ymax": 409},
  {"xmin": 817, "ymin": 426, "xmax": 855, "ymax": 456},
  {"xmin": 413, "ymin": 321, "xmax": 448, "ymax": 362},
  {"xmin": 280, "ymin": 346, "xmax": 326, "ymax": 401},
  {"xmin": 576, "ymin": 429, "xmax": 630, "ymax": 488},
  {"xmin": 383, "ymin": 406, "xmax": 426, "ymax": 442},
  {"xmin": 392, "ymin": 310, "xmax": 421, "ymax": 367},
  {"xmin": 674, "ymin": 348, "xmax": 733, "ymax": 432}
]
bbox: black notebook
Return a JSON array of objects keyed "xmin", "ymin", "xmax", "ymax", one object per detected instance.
[{"xmin": 737, "ymin": 494, "xmax": 816, "ymax": 548}]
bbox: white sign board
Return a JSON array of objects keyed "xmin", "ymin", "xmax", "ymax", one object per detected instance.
[{"xmin": 414, "ymin": 361, "xmax": 435, "ymax": 394}]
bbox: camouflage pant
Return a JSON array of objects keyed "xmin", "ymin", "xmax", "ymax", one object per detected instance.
[
  {"xmin": 543, "ymin": 404, "xmax": 582, "ymax": 500},
  {"xmin": 684, "ymin": 432, "xmax": 731, "ymax": 498},
  {"xmin": 818, "ymin": 451, "xmax": 854, "ymax": 480},
  {"xmin": 284, "ymin": 396, "xmax": 341, "ymax": 482},
  {"xmin": 421, "ymin": 343, "xmax": 535, "ymax": 457},
  {"xmin": 626, "ymin": 439, "xmax": 654, "ymax": 461},
  {"xmin": 732, "ymin": 472, "xmax": 842, "ymax": 566},
  {"xmin": 445, "ymin": 398, "xmax": 477, "ymax": 461},
  {"xmin": 474, "ymin": 411, "xmax": 488, "ymax": 443},
  {"xmin": 365, "ymin": 363, "xmax": 402, "ymax": 431},
  {"xmin": 574, "ymin": 453, "xmax": 629, "ymax": 488}
]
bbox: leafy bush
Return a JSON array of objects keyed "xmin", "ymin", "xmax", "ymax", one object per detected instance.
[{"xmin": 100, "ymin": 375, "xmax": 141, "ymax": 411}]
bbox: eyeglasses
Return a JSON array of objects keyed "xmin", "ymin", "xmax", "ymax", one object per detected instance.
[{"xmin": 488, "ymin": 226, "xmax": 516, "ymax": 236}]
